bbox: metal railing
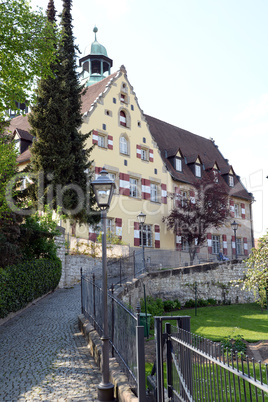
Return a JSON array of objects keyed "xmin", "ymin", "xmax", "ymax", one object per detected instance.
[
  {"xmin": 80, "ymin": 271, "xmax": 146, "ymax": 399},
  {"xmin": 149, "ymin": 316, "xmax": 268, "ymax": 401}
]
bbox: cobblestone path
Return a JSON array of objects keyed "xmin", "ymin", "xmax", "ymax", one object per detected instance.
[{"xmin": 0, "ymin": 285, "xmax": 102, "ymax": 401}]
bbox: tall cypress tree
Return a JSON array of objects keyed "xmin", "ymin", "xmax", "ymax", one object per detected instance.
[{"xmin": 29, "ymin": 0, "xmax": 97, "ymax": 224}]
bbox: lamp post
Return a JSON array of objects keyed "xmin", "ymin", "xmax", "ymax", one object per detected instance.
[
  {"xmin": 91, "ymin": 167, "xmax": 115, "ymax": 402},
  {"xmin": 231, "ymin": 220, "xmax": 238, "ymax": 260},
  {"xmin": 137, "ymin": 212, "xmax": 146, "ymax": 271}
]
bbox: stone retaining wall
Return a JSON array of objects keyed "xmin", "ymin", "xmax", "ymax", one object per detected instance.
[{"xmin": 117, "ymin": 260, "xmax": 254, "ymax": 309}]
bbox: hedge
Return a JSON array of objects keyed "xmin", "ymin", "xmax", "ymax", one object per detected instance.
[{"xmin": 0, "ymin": 259, "xmax": 62, "ymax": 318}]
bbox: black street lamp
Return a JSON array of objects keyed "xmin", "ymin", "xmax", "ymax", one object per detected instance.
[
  {"xmin": 91, "ymin": 167, "xmax": 115, "ymax": 401},
  {"xmin": 231, "ymin": 220, "xmax": 239, "ymax": 260},
  {"xmin": 137, "ymin": 212, "xmax": 146, "ymax": 271}
]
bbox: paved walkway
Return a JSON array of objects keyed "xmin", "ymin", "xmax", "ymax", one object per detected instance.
[{"xmin": 0, "ymin": 285, "xmax": 102, "ymax": 401}]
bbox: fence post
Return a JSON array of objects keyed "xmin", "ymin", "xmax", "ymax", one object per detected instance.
[
  {"xmin": 136, "ymin": 303, "xmax": 146, "ymax": 402},
  {"xmin": 176, "ymin": 316, "xmax": 192, "ymax": 398},
  {"xmin": 93, "ymin": 273, "xmax": 96, "ymax": 330},
  {"xmin": 155, "ymin": 317, "xmax": 164, "ymax": 402},
  {"xmin": 165, "ymin": 322, "xmax": 173, "ymax": 400},
  {"xmin": 119, "ymin": 259, "xmax": 122, "ymax": 287},
  {"xmin": 133, "ymin": 250, "xmax": 136, "ymax": 278},
  {"xmin": 111, "ymin": 284, "xmax": 114, "ymax": 357},
  {"xmin": 80, "ymin": 268, "xmax": 83, "ymax": 314}
]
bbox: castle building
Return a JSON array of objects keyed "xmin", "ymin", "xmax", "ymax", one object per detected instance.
[{"xmin": 8, "ymin": 28, "xmax": 254, "ymax": 264}]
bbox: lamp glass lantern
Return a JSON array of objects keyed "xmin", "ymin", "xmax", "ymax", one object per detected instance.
[
  {"xmin": 231, "ymin": 220, "xmax": 238, "ymax": 232},
  {"xmin": 91, "ymin": 167, "xmax": 115, "ymax": 210},
  {"xmin": 137, "ymin": 211, "xmax": 146, "ymax": 225}
]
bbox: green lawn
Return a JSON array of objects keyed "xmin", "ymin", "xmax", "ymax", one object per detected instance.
[{"xmin": 165, "ymin": 303, "xmax": 268, "ymax": 342}]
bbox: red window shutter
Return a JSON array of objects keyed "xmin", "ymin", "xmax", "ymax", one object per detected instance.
[
  {"xmin": 119, "ymin": 172, "xmax": 130, "ymax": 196},
  {"xmin": 176, "ymin": 234, "xmax": 182, "ymax": 251},
  {"xmin": 136, "ymin": 144, "xmax": 141, "ymax": 158},
  {"xmin": 89, "ymin": 226, "xmax": 97, "ymax": 242},
  {"xmin": 95, "ymin": 166, "xmax": 102, "ymax": 174},
  {"xmin": 243, "ymin": 237, "xmax": 248, "ymax": 255},
  {"xmin": 134, "ymin": 222, "xmax": 140, "ymax": 246},
  {"xmin": 108, "ymin": 135, "xmax": 113, "ymax": 150},
  {"xmin": 115, "ymin": 218, "xmax": 122, "ymax": 240},
  {"xmin": 190, "ymin": 190, "xmax": 195, "ymax": 204},
  {"xmin": 149, "ymin": 149, "xmax": 154, "ymax": 162},
  {"xmin": 174, "ymin": 186, "xmax": 180, "ymax": 207},
  {"xmin": 230, "ymin": 199, "xmax": 235, "ymax": 217},
  {"xmin": 161, "ymin": 183, "xmax": 167, "ymax": 204},
  {"xmin": 120, "ymin": 110, "xmax": 126, "ymax": 126},
  {"xmin": 207, "ymin": 233, "xmax": 212, "ymax": 254},
  {"xmin": 241, "ymin": 203, "xmax": 246, "ymax": 219},
  {"xmin": 155, "ymin": 225, "xmax": 160, "ymax": 248},
  {"xmin": 222, "ymin": 234, "xmax": 228, "ymax": 255},
  {"xmin": 142, "ymin": 178, "xmax": 150, "ymax": 200},
  {"xmin": 92, "ymin": 129, "xmax": 98, "ymax": 144},
  {"xmin": 195, "ymin": 238, "xmax": 200, "ymax": 253},
  {"xmin": 232, "ymin": 235, "xmax": 236, "ymax": 255}
]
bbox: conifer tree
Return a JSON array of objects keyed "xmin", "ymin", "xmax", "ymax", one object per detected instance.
[{"xmin": 29, "ymin": 0, "xmax": 97, "ymax": 224}]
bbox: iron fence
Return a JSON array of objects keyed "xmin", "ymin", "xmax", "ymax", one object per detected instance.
[
  {"xmin": 149, "ymin": 316, "xmax": 268, "ymax": 401},
  {"xmin": 80, "ymin": 272, "xmax": 138, "ymax": 387}
]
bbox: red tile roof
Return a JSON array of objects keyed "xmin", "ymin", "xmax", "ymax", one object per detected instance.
[
  {"xmin": 17, "ymin": 148, "xmax": 31, "ymax": 163},
  {"xmin": 145, "ymin": 114, "xmax": 253, "ymax": 201}
]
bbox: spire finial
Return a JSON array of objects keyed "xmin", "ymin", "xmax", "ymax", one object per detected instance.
[{"xmin": 93, "ymin": 26, "xmax": 98, "ymax": 41}]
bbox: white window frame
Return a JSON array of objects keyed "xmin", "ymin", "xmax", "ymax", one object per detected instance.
[
  {"xmin": 106, "ymin": 218, "xmax": 115, "ymax": 243},
  {"xmin": 120, "ymin": 136, "xmax": 129, "ymax": 155},
  {"xmin": 130, "ymin": 177, "xmax": 138, "ymax": 198},
  {"xmin": 98, "ymin": 135, "xmax": 106, "ymax": 148},
  {"xmin": 236, "ymin": 238, "xmax": 242, "ymax": 255},
  {"xmin": 141, "ymin": 148, "xmax": 148, "ymax": 161},
  {"xmin": 175, "ymin": 157, "xmax": 182, "ymax": 172},
  {"xmin": 150, "ymin": 183, "xmax": 159, "ymax": 203},
  {"xmin": 140, "ymin": 224, "xmax": 152, "ymax": 247},
  {"xmin": 212, "ymin": 235, "xmax": 220, "ymax": 254},
  {"xmin": 234, "ymin": 204, "xmax": 240, "ymax": 218},
  {"xmin": 229, "ymin": 175, "xmax": 234, "ymax": 187},
  {"xmin": 195, "ymin": 164, "xmax": 201, "ymax": 177},
  {"xmin": 182, "ymin": 237, "xmax": 189, "ymax": 252}
]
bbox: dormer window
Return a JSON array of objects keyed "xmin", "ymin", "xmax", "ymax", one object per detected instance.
[
  {"xmin": 229, "ymin": 174, "xmax": 234, "ymax": 187},
  {"xmin": 213, "ymin": 170, "xmax": 219, "ymax": 183},
  {"xmin": 195, "ymin": 164, "xmax": 201, "ymax": 177},
  {"xmin": 15, "ymin": 139, "xmax": 21, "ymax": 153},
  {"xmin": 175, "ymin": 157, "xmax": 182, "ymax": 172}
]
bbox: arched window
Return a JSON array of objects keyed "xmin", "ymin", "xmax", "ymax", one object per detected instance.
[
  {"xmin": 120, "ymin": 110, "xmax": 127, "ymax": 127},
  {"xmin": 120, "ymin": 135, "xmax": 129, "ymax": 155}
]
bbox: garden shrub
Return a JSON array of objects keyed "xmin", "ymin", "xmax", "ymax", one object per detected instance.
[
  {"xmin": 207, "ymin": 298, "xmax": 217, "ymax": 306},
  {"xmin": 221, "ymin": 335, "xmax": 246, "ymax": 354},
  {"xmin": 0, "ymin": 259, "xmax": 61, "ymax": 318},
  {"xmin": 197, "ymin": 298, "xmax": 208, "ymax": 307},
  {"xmin": 163, "ymin": 299, "xmax": 181, "ymax": 312},
  {"xmin": 184, "ymin": 299, "xmax": 195, "ymax": 308},
  {"xmin": 141, "ymin": 296, "xmax": 164, "ymax": 328}
]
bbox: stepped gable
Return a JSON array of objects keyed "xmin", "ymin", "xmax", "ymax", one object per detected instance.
[
  {"xmin": 81, "ymin": 72, "xmax": 117, "ymax": 115},
  {"xmin": 145, "ymin": 114, "xmax": 252, "ymax": 201}
]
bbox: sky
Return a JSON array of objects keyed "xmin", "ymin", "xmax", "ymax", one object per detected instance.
[{"xmin": 31, "ymin": 0, "xmax": 268, "ymax": 238}]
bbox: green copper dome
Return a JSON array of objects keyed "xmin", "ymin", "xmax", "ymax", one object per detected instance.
[{"xmin": 90, "ymin": 27, "xmax": 108, "ymax": 57}]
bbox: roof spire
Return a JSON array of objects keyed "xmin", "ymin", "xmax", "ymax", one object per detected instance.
[{"xmin": 93, "ymin": 26, "xmax": 98, "ymax": 41}]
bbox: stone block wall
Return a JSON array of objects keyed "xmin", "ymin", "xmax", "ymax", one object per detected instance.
[{"xmin": 117, "ymin": 261, "xmax": 255, "ymax": 309}]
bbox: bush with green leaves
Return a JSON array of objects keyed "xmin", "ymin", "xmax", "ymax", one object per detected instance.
[
  {"xmin": 163, "ymin": 299, "xmax": 181, "ymax": 312},
  {"xmin": 184, "ymin": 299, "xmax": 195, "ymax": 308},
  {"xmin": 19, "ymin": 207, "xmax": 61, "ymax": 261},
  {"xmin": 220, "ymin": 335, "xmax": 246, "ymax": 354},
  {"xmin": 0, "ymin": 259, "xmax": 61, "ymax": 318},
  {"xmin": 140, "ymin": 296, "xmax": 164, "ymax": 317}
]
